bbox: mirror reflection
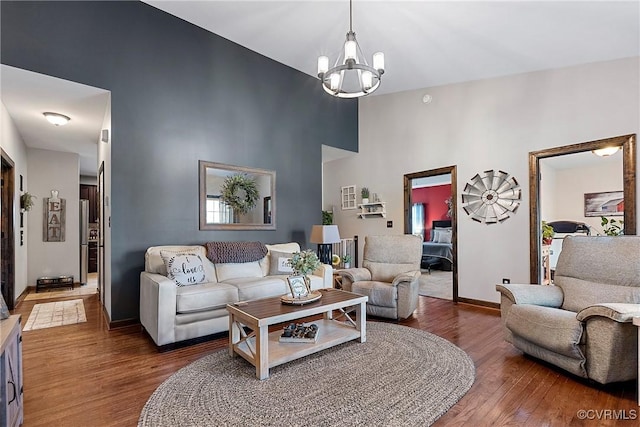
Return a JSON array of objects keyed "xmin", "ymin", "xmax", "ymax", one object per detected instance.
[{"xmin": 199, "ymin": 161, "xmax": 276, "ymax": 230}]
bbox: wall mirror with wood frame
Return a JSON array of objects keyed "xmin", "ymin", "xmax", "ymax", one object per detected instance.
[
  {"xmin": 529, "ymin": 134, "xmax": 636, "ymax": 284},
  {"xmin": 199, "ymin": 161, "xmax": 276, "ymax": 230}
]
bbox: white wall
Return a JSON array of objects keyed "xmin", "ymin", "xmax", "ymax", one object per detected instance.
[
  {"xmin": 26, "ymin": 148, "xmax": 80, "ymax": 285},
  {"xmin": 0, "ymin": 102, "xmax": 29, "ymax": 300},
  {"xmin": 323, "ymin": 57, "xmax": 640, "ymax": 304}
]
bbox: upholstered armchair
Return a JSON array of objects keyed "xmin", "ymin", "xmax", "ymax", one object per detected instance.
[
  {"xmin": 338, "ymin": 235, "xmax": 422, "ymax": 320},
  {"xmin": 496, "ymin": 236, "xmax": 640, "ymax": 384}
]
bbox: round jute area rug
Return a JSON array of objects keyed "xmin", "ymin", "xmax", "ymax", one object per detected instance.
[{"xmin": 139, "ymin": 322, "xmax": 475, "ymax": 427}]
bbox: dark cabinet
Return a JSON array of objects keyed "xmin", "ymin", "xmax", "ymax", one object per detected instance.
[
  {"xmin": 88, "ymin": 242, "xmax": 98, "ymax": 273},
  {"xmin": 80, "ymin": 184, "xmax": 98, "ymax": 223}
]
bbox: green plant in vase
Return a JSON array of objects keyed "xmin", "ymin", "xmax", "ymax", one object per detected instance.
[
  {"xmin": 20, "ymin": 192, "xmax": 36, "ymax": 212},
  {"xmin": 288, "ymin": 250, "xmax": 321, "ymax": 288},
  {"xmin": 342, "ymin": 254, "xmax": 352, "ymax": 268},
  {"xmin": 541, "ymin": 221, "xmax": 554, "ymax": 245},
  {"xmin": 361, "ymin": 187, "xmax": 370, "ymax": 204}
]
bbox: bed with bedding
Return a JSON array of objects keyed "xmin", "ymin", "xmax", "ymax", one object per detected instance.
[{"xmin": 421, "ymin": 220, "xmax": 453, "ymax": 271}]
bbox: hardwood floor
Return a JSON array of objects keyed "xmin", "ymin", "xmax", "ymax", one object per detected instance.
[{"xmin": 12, "ymin": 293, "xmax": 636, "ymax": 426}]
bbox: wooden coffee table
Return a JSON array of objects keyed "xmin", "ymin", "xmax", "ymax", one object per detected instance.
[{"xmin": 227, "ymin": 288, "xmax": 368, "ymax": 380}]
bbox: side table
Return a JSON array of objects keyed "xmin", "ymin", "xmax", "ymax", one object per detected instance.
[{"xmin": 633, "ymin": 317, "xmax": 640, "ymax": 406}]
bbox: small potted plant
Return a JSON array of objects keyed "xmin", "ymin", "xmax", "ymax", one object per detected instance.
[
  {"xmin": 342, "ymin": 254, "xmax": 352, "ymax": 269},
  {"xmin": 288, "ymin": 250, "xmax": 321, "ymax": 287},
  {"xmin": 20, "ymin": 192, "xmax": 36, "ymax": 212},
  {"xmin": 541, "ymin": 221, "xmax": 554, "ymax": 245},
  {"xmin": 361, "ymin": 187, "xmax": 370, "ymax": 204}
]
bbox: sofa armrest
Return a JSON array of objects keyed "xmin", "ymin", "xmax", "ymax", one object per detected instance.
[
  {"xmin": 576, "ymin": 303, "xmax": 640, "ymax": 323},
  {"xmin": 140, "ymin": 271, "xmax": 178, "ymax": 346},
  {"xmin": 391, "ymin": 270, "xmax": 421, "ymax": 287},
  {"xmin": 496, "ymin": 283, "xmax": 563, "ymax": 308},
  {"xmin": 313, "ymin": 263, "xmax": 333, "ymax": 288}
]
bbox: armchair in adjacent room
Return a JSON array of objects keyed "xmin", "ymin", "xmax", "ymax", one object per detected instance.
[
  {"xmin": 496, "ymin": 236, "xmax": 640, "ymax": 384},
  {"xmin": 338, "ymin": 234, "xmax": 422, "ymax": 320}
]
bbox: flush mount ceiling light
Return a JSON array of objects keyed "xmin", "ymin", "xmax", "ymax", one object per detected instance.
[
  {"xmin": 43, "ymin": 112, "xmax": 71, "ymax": 126},
  {"xmin": 317, "ymin": 0, "xmax": 384, "ymax": 98},
  {"xmin": 592, "ymin": 146, "xmax": 620, "ymax": 157}
]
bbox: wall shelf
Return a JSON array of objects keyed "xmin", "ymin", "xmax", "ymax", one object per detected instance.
[{"xmin": 357, "ymin": 202, "xmax": 386, "ymax": 219}]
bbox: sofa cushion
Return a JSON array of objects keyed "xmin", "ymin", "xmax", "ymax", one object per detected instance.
[
  {"xmin": 160, "ymin": 252, "xmax": 207, "ymax": 287},
  {"xmin": 145, "ymin": 245, "xmax": 216, "ymax": 282},
  {"xmin": 176, "ymin": 282, "xmax": 239, "ymax": 314},
  {"xmin": 223, "ymin": 276, "xmax": 289, "ymax": 300},
  {"xmin": 269, "ymin": 250, "xmax": 294, "ymax": 275},
  {"xmin": 215, "ymin": 261, "xmax": 264, "ymax": 282},
  {"xmin": 352, "ymin": 281, "xmax": 397, "ymax": 308},
  {"xmin": 259, "ymin": 242, "xmax": 301, "ymax": 276},
  {"xmin": 506, "ymin": 304, "xmax": 585, "ymax": 360}
]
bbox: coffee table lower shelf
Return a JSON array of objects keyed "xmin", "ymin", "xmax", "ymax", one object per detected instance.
[{"xmin": 233, "ymin": 319, "xmax": 360, "ymax": 371}]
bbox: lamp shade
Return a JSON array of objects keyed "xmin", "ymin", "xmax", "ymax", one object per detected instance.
[{"xmin": 309, "ymin": 225, "xmax": 341, "ymax": 244}]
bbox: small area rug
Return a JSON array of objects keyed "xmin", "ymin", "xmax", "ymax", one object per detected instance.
[
  {"xmin": 23, "ymin": 299, "xmax": 87, "ymax": 331},
  {"xmin": 419, "ymin": 270, "xmax": 453, "ymax": 300},
  {"xmin": 138, "ymin": 322, "xmax": 475, "ymax": 427},
  {"xmin": 24, "ymin": 284, "xmax": 97, "ymax": 301}
]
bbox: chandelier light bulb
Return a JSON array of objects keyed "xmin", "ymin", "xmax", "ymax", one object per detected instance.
[
  {"xmin": 362, "ymin": 71, "xmax": 373, "ymax": 90},
  {"xmin": 330, "ymin": 73, "xmax": 341, "ymax": 91},
  {"xmin": 373, "ymin": 52, "xmax": 385, "ymax": 72},
  {"xmin": 317, "ymin": 56, "xmax": 329, "ymax": 75},
  {"xmin": 344, "ymin": 40, "xmax": 357, "ymax": 61}
]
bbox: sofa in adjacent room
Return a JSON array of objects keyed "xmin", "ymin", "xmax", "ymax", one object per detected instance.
[{"xmin": 139, "ymin": 242, "xmax": 332, "ymax": 347}]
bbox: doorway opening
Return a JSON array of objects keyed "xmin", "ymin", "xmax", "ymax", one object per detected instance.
[
  {"xmin": 404, "ymin": 166, "xmax": 458, "ymax": 301},
  {"xmin": 1, "ymin": 149, "xmax": 16, "ymax": 309}
]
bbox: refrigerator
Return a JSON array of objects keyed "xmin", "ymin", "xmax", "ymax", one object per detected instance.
[{"xmin": 79, "ymin": 200, "xmax": 89, "ymax": 286}]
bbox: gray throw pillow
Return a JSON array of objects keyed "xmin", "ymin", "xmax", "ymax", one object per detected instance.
[{"xmin": 269, "ymin": 250, "xmax": 294, "ymax": 275}]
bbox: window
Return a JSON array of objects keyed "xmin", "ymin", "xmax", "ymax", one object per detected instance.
[{"xmin": 206, "ymin": 196, "xmax": 233, "ymax": 224}]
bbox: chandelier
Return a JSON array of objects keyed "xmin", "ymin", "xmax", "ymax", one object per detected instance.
[{"xmin": 317, "ymin": 0, "xmax": 384, "ymax": 98}]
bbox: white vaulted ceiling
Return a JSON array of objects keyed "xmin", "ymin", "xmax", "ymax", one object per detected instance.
[{"xmin": 144, "ymin": 0, "xmax": 640, "ymax": 96}]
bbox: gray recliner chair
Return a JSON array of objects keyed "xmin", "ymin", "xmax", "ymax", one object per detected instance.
[
  {"xmin": 338, "ymin": 234, "xmax": 422, "ymax": 320},
  {"xmin": 496, "ymin": 236, "xmax": 640, "ymax": 384}
]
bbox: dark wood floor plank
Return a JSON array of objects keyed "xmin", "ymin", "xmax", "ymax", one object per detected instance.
[{"xmin": 10, "ymin": 294, "xmax": 637, "ymax": 426}]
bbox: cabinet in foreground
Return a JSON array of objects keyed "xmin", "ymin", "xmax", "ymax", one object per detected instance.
[{"xmin": 0, "ymin": 315, "xmax": 23, "ymax": 427}]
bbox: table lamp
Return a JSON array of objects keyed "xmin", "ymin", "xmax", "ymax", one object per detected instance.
[{"xmin": 309, "ymin": 225, "xmax": 341, "ymax": 264}]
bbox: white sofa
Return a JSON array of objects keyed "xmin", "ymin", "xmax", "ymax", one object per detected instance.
[{"xmin": 139, "ymin": 242, "xmax": 332, "ymax": 347}]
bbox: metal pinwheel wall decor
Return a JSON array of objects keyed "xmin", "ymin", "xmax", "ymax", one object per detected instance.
[{"xmin": 461, "ymin": 170, "xmax": 521, "ymax": 224}]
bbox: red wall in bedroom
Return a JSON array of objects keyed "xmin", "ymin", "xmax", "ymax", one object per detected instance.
[{"xmin": 412, "ymin": 184, "xmax": 452, "ymax": 240}]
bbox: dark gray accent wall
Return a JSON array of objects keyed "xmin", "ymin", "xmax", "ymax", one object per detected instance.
[{"xmin": 1, "ymin": 1, "xmax": 358, "ymax": 321}]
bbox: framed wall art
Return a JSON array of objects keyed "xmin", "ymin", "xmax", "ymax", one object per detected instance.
[{"xmin": 584, "ymin": 191, "xmax": 624, "ymax": 217}]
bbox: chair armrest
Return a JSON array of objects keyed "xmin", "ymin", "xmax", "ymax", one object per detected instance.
[
  {"xmin": 576, "ymin": 303, "xmax": 640, "ymax": 323},
  {"xmin": 313, "ymin": 264, "xmax": 333, "ymax": 288},
  {"xmin": 140, "ymin": 271, "xmax": 178, "ymax": 346},
  {"xmin": 495, "ymin": 283, "xmax": 563, "ymax": 308},
  {"xmin": 391, "ymin": 270, "xmax": 421, "ymax": 287},
  {"xmin": 338, "ymin": 268, "xmax": 372, "ymax": 283}
]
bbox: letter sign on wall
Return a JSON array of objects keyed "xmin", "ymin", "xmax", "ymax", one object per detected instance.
[{"xmin": 43, "ymin": 196, "xmax": 66, "ymax": 242}]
